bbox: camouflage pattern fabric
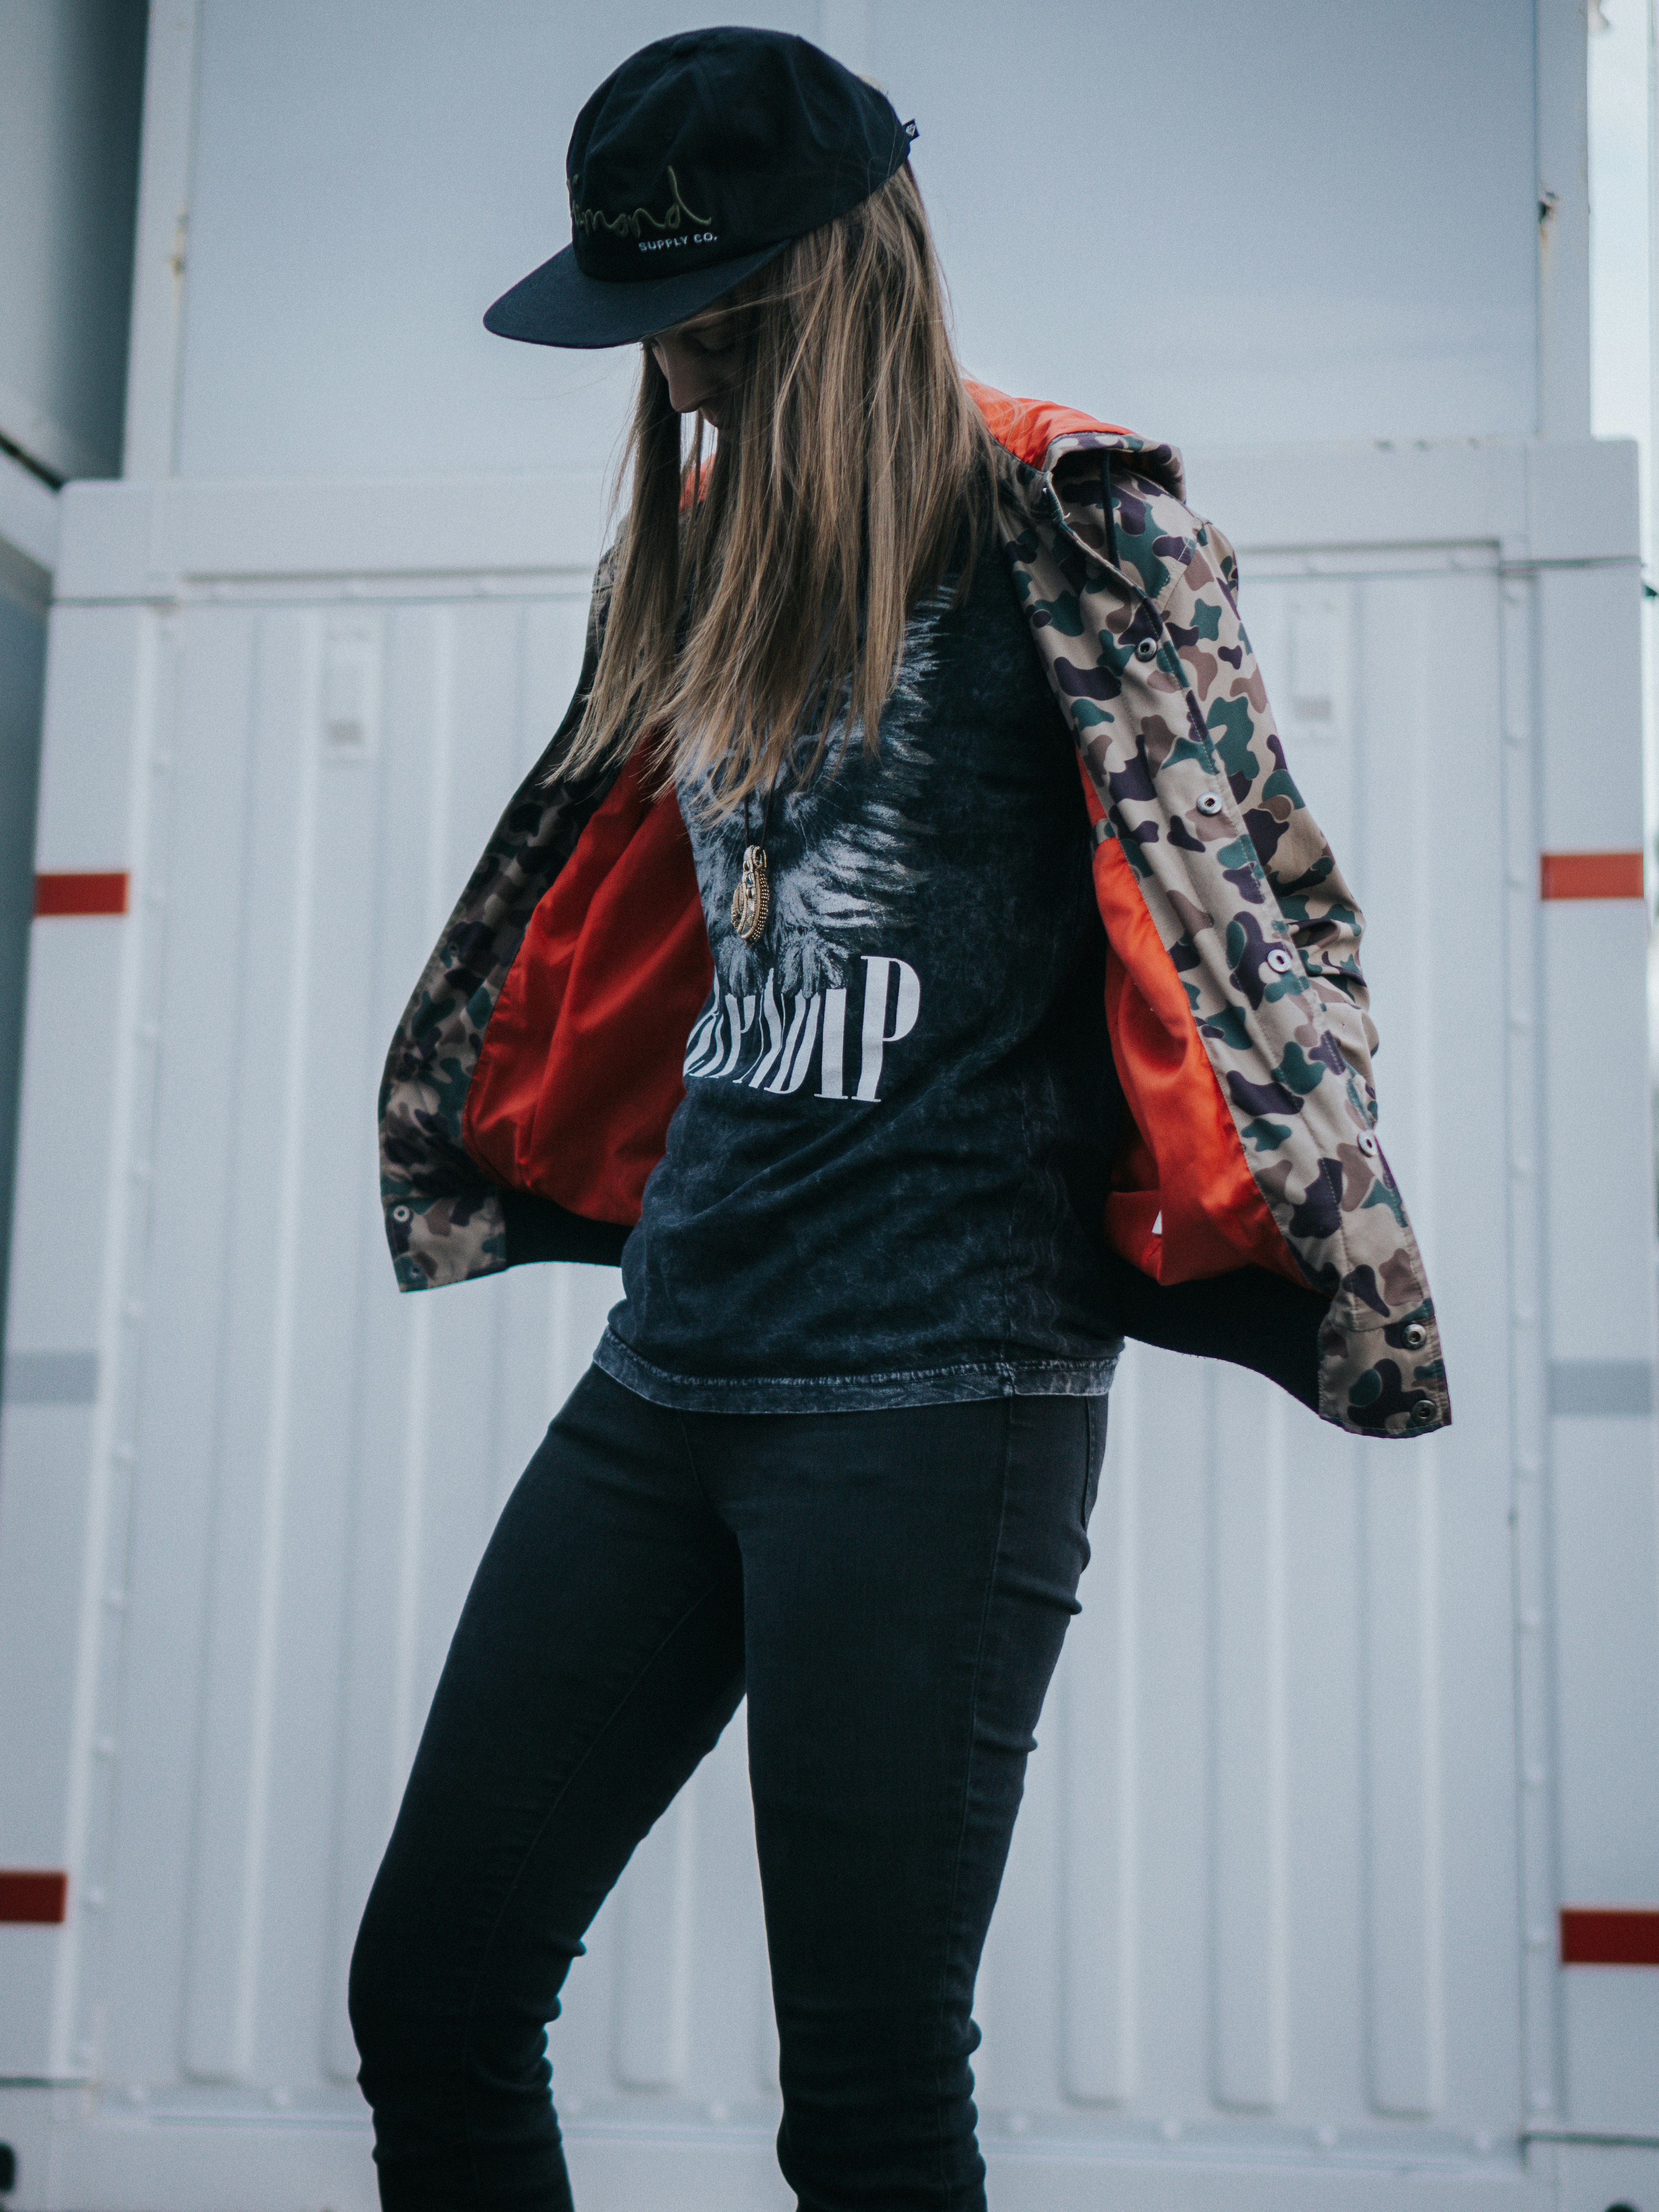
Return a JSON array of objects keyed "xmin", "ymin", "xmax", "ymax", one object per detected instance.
[{"xmin": 992, "ymin": 430, "xmax": 1448, "ymax": 1437}]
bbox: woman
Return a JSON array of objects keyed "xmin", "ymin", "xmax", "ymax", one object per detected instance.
[{"xmin": 353, "ymin": 26, "xmax": 1448, "ymax": 2211}]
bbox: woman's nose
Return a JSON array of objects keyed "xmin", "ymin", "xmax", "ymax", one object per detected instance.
[
  {"xmin": 652, "ymin": 339, "xmax": 723, "ymax": 417},
  {"xmin": 665, "ymin": 366, "xmax": 709, "ymax": 412}
]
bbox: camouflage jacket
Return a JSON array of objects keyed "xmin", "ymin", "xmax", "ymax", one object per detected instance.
[{"xmin": 378, "ymin": 386, "xmax": 1450, "ymax": 1439}]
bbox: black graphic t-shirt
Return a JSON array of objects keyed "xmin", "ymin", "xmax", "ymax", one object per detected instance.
[{"xmin": 595, "ymin": 539, "xmax": 1126, "ymax": 1412}]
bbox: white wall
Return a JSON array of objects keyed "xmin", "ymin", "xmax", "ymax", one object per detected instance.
[{"xmin": 168, "ymin": 0, "xmax": 1543, "ymax": 487}]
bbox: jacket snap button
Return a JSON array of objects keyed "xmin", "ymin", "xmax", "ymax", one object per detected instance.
[
  {"xmin": 392, "ymin": 1204, "xmax": 412, "ymax": 1223},
  {"xmin": 1133, "ymin": 636, "xmax": 1159, "ymax": 661},
  {"xmin": 1265, "ymin": 947, "xmax": 1294, "ymax": 973},
  {"xmin": 1410, "ymin": 1398, "xmax": 1436, "ymax": 1426},
  {"xmin": 1356, "ymin": 1131, "xmax": 1378, "ymax": 1156},
  {"xmin": 1197, "ymin": 792, "xmax": 1223, "ymax": 816},
  {"xmin": 1403, "ymin": 1322, "xmax": 1428, "ymax": 1350}
]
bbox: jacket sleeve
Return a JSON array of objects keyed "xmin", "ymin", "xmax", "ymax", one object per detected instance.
[
  {"xmin": 1148, "ymin": 503, "xmax": 1380, "ymax": 1102},
  {"xmin": 377, "ymin": 552, "xmax": 621, "ymax": 1291}
]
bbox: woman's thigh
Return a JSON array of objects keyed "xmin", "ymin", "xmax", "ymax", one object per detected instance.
[
  {"xmin": 689, "ymin": 1391, "xmax": 1105, "ymax": 2210},
  {"xmin": 350, "ymin": 1366, "xmax": 745, "ymax": 2175}
]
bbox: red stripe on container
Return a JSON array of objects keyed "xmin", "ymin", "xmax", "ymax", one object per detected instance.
[
  {"xmin": 34, "ymin": 871, "xmax": 129, "ymax": 918},
  {"xmin": 1539, "ymin": 851, "xmax": 1645, "ymax": 901},
  {"xmin": 0, "ymin": 1870, "xmax": 69, "ymax": 1924},
  {"xmin": 1560, "ymin": 1907, "xmax": 1659, "ymax": 1965},
  {"xmin": 34, "ymin": 871, "xmax": 129, "ymax": 917}
]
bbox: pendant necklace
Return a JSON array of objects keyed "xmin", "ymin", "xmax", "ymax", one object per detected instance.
[{"xmin": 730, "ymin": 774, "xmax": 776, "ymax": 946}]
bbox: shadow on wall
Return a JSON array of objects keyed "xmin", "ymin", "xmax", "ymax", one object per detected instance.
[
  {"xmin": 0, "ymin": 0, "xmax": 148, "ymax": 482},
  {"xmin": 0, "ymin": 593, "xmax": 46, "ymax": 1367}
]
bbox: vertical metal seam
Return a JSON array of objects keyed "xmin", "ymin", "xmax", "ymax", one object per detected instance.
[
  {"xmin": 388, "ymin": 605, "xmax": 455, "ymax": 1788},
  {"xmin": 122, "ymin": 0, "xmax": 203, "ymax": 478},
  {"xmin": 62, "ymin": 601, "xmax": 177, "ymax": 2079},
  {"xmin": 1500, "ymin": 566, "xmax": 1564, "ymax": 2123},
  {"xmin": 1112, "ymin": 1349, "xmax": 1141, "ymax": 2103},
  {"xmin": 227, "ymin": 607, "xmax": 326, "ymax": 2070}
]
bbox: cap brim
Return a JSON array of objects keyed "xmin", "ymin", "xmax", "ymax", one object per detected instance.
[{"xmin": 483, "ymin": 239, "xmax": 790, "ymax": 350}]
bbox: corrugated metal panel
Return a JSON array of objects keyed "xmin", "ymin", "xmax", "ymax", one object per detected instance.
[{"xmin": 1, "ymin": 449, "xmax": 1656, "ymax": 2209}]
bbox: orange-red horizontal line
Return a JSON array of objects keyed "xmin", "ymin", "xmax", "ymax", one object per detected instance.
[
  {"xmin": 1539, "ymin": 851, "xmax": 1645, "ymax": 901},
  {"xmin": 1560, "ymin": 1906, "xmax": 1659, "ymax": 1965},
  {"xmin": 29, "ymin": 859, "xmax": 1649, "ymax": 911},
  {"xmin": 0, "ymin": 1869, "xmax": 69, "ymax": 1924},
  {"xmin": 33, "ymin": 871, "xmax": 129, "ymax": 918}
]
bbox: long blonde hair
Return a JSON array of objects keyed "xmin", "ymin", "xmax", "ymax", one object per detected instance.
[{"xmin": 562, "ymin": 163, "xmax": 994, "ymax": 811}]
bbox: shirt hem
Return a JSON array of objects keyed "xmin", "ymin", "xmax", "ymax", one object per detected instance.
[{"xmin": 594, "ymin": 1327, "xmax": 1122, "ymax": 1415}]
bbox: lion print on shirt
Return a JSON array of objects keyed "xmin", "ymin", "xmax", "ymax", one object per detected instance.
[{"xmin": 677, "ymin": 591, "xmax": 949, "ymax": 1103}]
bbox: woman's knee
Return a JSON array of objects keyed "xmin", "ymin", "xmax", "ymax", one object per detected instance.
[{"xmin": 347, "ymin": 1863, "xmax": 450, "ymax": 2082}]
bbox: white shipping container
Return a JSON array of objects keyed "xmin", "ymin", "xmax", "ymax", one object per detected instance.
[
  {"xmin": 2, "ymin": 2, "xmax": 1656, "ymax": 2207},
  {"xmin": 0, "ymin": 432, "xmax": 1654, "ymax": 2212}
]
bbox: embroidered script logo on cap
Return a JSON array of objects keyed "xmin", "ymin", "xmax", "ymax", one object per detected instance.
[
  {"xmin": 486, "ymin": 30, "xmax": 914, "ymax": 344},
  {"xmin": 570, "ymin": 166, "xmax": 718, "ymax": 252}
]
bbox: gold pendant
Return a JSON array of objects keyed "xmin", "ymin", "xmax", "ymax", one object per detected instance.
[{"xmin": 730, "ymin": 844, "xmax": 770, "ymax": 945}]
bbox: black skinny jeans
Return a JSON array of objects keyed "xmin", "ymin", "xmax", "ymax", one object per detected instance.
[{"xmin": 350, "ymin": 1365, "xmax": 1106, "ymax": 2211}]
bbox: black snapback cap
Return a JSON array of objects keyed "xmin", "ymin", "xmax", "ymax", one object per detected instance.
[{"xmin": 484, "ymin": 27, "xmax": 914, "ymax": 351}]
